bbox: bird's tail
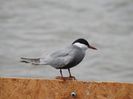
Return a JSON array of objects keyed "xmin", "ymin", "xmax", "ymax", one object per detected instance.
[{"xmin": 20, "ymin": 57, "xmax": 40, "ymax": 65}]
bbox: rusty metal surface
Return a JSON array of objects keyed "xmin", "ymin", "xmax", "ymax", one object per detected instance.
[{"xmin": 0, "ymin": 77, "xmax": 133, "ymax": 99}]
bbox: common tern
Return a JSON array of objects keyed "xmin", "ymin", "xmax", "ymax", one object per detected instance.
[{"xmin": 21, "ymin": 38, "xmax": 97, "ymax": 79}]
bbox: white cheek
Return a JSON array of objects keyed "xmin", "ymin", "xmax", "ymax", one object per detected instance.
[{"xmin": 73, "ymin": 43, "xmax": 88, "ymax": 50}]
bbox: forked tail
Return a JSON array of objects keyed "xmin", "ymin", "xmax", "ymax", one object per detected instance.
[{"xmin": 20, "ymin": 57, "xmax": 40, "ymax": 64}]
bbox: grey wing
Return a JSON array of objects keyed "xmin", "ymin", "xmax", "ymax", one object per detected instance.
[{"xmin": 47, "ymin": 48, "xmax": 73, "ymax": 68}]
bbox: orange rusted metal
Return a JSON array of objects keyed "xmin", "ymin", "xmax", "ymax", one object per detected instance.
[{"xmin": 0, "ymin": 77, "xmax": 133, "ymax": 99}]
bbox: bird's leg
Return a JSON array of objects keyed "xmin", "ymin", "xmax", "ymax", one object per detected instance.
[
  {"xmin": 56, "ymin": 69, "xmax": 65, "ymax": 80},
  {"xmin": 68, "ymin": 68, "xmax": 72, "ymax": 77},
  {"xmin": 60, "ymin": 69, "xmax": 63, "ymax": 78},
  {"xmin": 68, "ymin": 68, "xmax": 76, "ymax": 80}
]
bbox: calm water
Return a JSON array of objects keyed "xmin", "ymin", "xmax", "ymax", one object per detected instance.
[{"xmin": 0, "ymin": 0, "xmax": 133, "ymax": 82}]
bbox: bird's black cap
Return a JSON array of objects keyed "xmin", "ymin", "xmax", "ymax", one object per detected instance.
[
  {"xmin": 72, "ymin": 38, "xmax": 89, "ymax": 46},
  {"xmin": 72, "ymin": 38, "xmax": 97, "ymax": 50}
]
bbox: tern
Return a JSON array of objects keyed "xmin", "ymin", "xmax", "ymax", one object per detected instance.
[{"xmin": 21, "ymin": 38, "xmax": 97, "ymax": 79}]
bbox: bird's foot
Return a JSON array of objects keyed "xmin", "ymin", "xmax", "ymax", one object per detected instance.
[
  {"xmin": 55, "ymin": 76, "xmax": 76, "ymax": 80},
  {"xmin": 69, "ymin": 76, "xmax": 76, "ymax": 80},
  {"xmin": 55, "ymin": 76, "xmax": 65, "ymax": 80}
]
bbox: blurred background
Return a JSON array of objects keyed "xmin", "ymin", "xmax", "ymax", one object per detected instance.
[{"xmin": 0, "ymin": 0, "xmax": 133, "ymax": 82}]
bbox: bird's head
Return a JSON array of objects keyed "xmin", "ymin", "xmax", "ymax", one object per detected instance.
[{"xmin": 72, "ymin": 38, "xmax": 97, "ymax": 51}]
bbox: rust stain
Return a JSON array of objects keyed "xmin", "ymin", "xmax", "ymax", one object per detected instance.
[{"xmin": 0, "ymin": 77, "xmax": 133, "ymax": 99}]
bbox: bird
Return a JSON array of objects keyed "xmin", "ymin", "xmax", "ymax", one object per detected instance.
[{"xmin": 20, "ymin": 38, "xmax": 97, "ymax": 79}]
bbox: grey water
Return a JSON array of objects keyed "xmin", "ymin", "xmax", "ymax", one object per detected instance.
[{"xmin": 0, "ymin": 0, "xmax": 133, "ymax": 82}]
